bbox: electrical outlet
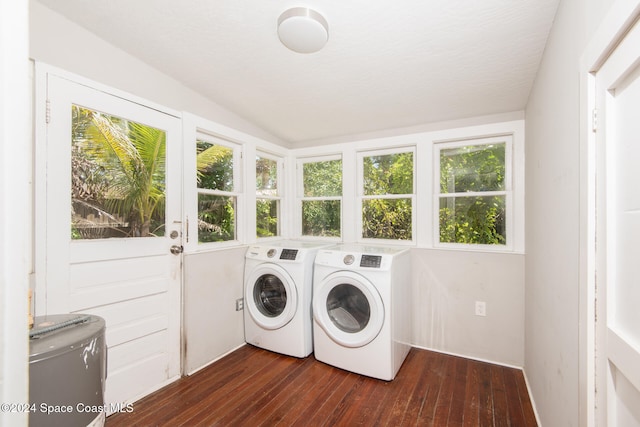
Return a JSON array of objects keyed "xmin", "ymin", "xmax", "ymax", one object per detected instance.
[
  {"xmin": 236, "ymin": 298, "xmax": 244, "ymax": 311},
  {"xmin": 475, "ymin": 301, "xmax": 486, "ymax": 317}
]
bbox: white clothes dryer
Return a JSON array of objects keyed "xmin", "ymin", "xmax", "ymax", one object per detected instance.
[
  {"xmin": 312, "ymin": 244, "xmax": 412, "ymax": 380},
  {"xmin": 244, "ymin": 240, "xmax": 331, "ymax": 358}
]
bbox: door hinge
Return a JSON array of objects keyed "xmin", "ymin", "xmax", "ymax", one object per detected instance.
[
  {"xmin": 45, "ymin": 99, "xmax": 51, "ymax": 124},
  {"xmin": 592, "ymin": 108, "xmax": 598, "ymax": 133},
  {"xmin": 185, "ymin": 217, "xmax": 189, "ymax": 243}
]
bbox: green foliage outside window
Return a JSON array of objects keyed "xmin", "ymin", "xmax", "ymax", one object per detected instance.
[
  {"xmin": 256, "ymin": 157, "xmax": 278, "ymax": 196},
  {"xmin": 71, "ymin": 106, "xmax": 166, "ymax": 239},
  {"xmin": 362, "ymin": 152, "xmax": 413, "ymax": 241},
  {"xmin": 301, "ymin": 159, "xmax": 342, "ymax": 237},
  {"xmin": 256, "ymin": 156, "xmax": 279, "ymax": 238},
  {"xmin": 196, "ymin": 140, "xmax": 236, "ymax": 242},
  {"xmin": 197, "ymin": 194, "xmax": 235, "ymax": 242},
  {"xmin": 362, "ymin": 198, "xmax": 412, "ymax": 240},
  {"xmin": 364, "ymin": 152, "xmax": 413, "ymax": 195},
  {"xmin": 302, "ymin": 200, "xmax": 341, "ymax": 237},
  {"xmin": 303, "ymin": 160, "xmax": 342, "ymax": 196},
  {"xmin": 439, "ymin": 143, "xmax": 506, "ymax": 245},
  {"xmin": 197, "ymin": 141, "xmax": 233, "ymax": 191},
  {"xmin": 257, "ymin": 199, "xmax": 279, "ymax": 238}
]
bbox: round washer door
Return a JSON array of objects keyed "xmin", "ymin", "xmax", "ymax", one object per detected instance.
[
  {"xmin": 313, "ymin": 271, "xmax": 384, "ymax": 348},
  {"xmin": 245, "ymin": 263, "xmax": 298, "ymax": 330}
]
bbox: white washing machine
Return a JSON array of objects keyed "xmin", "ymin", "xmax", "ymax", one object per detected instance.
[
  {"xmin": 312, "ymin": 244, "xmax": 412, "ymax": 380},
  {"xmin": 244, "ymin": 240, "xmax": 331, "ymax": 358}
]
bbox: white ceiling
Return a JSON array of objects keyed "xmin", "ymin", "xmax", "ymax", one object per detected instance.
[{"xmin": 36, "ymin": 0, "xmax": 559, "ymax": 146}]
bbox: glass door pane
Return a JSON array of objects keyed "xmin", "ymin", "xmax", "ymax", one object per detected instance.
[{"xmin": 71, "ymin": 105, "xmax": 166, "ymax": 239}]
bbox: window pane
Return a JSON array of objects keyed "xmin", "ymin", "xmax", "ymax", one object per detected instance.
[
  {"xmin": 439, "ymin": 195, "xmax": 506, "ymax": 245},
  {"xmin": 440, "ymin": 143, "xmax": 505, "ymax": 193},
  {"xmin": 256, "ymin": 199, "xmax": 279, "ymax": 238},
  {"xmin": 71, "ymin": 105, "xmax": 166, "ymax": 239},
  {"xmin": 302, "ymin": 200, "xmax": 341, "ymax": 237},
  {"xmin": 303, "ymin": 160, "xmax": 342, "ymax": 197},
  {"xmin": 198, "ymin": 193, "xmax": 236, "ymax": 242},
  {"xmin": 256, "ymin": 156, "xmax": 278, "ymax": 197},
  {"xmin": 363, "ymin": 152, "xmax": 413, "ymax": 196},
  {"xmin": 362, "ymin": 198, "xmax": 412, "ymax": 240},
  {"xmin": 196, "ymin": 140, "xmax": 234, "ymax": 192}
]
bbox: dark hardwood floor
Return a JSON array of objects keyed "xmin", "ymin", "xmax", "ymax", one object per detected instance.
[{"xmin": 106, "ymin": 345, "xmax": 537, "ymax": 426}]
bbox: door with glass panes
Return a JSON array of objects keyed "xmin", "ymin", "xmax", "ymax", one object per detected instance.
[{"xmin": 38, "ymin": 72, "xmax": 182, "ymax": 409}]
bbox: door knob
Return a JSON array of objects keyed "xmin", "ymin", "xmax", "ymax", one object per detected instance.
[{"xmin": 170, "ymin": 245, "xmax": 183, "ymax": 255}]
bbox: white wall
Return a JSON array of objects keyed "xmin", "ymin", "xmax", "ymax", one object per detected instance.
[
  {"xmin": 1, "ymin": 0, "xmax": 30, "ymax": 425},
  {"xmin": 412, "ymin": 249, "xmax": 524, "ymax": 367},
  {"xmin": 524, "ymin": 0, "xmax": 615, "ymax": 425},
  {"xmin": 183, "ymin": 247, "xmax": 246, "ymax": 375}
]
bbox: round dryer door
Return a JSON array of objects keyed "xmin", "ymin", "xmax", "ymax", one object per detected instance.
[
  {"xmin": 313, "ymin": 271, "xmax": 384, "ymax": 348},
  {"xmin": 246, "ymin": 263, "xmax": 298, "ymax": 330}
]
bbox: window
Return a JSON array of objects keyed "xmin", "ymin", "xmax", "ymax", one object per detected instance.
[
  {"xmin": 71, "ymin": 105, "xmax": 167, "ymax": 239},
  {"xmin": 359, "ymin": 148, "xmax": 415, "ymax": 241},
  {"xmin": 195, "ymin": 134, "xmax": 240, "ymax": 243},
  {"xmin": 435, "ymin": 137, "xmax": 510, "ymax": 247},
  {"xmin": 256, "ymin": 153, "xmax": 282, "ymax": 238},
  {"xmin": 298, "ymin": 156, "xmax": 342, "ymax": 238}
]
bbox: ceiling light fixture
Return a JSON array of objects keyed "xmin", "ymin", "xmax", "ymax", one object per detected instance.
[{"xmin": 277, "ymin": 7, "xmax": 329, "ymax": 54}]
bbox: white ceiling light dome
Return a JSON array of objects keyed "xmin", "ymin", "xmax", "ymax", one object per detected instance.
[{"xmin": 277, "ymin": 7, "xmax": 329, "ymax": 54}]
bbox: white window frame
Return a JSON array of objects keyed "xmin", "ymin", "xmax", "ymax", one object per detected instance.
[
  {"xmin": 184, "ymin": 124, "xmax": 244, "ymax": 251},
  {"xmin": 256, "ymin": 150, "xmax": 283, "ymax": 240},
  {"xmin": 433, "ymin": 135, "xmax": 513, "ymax": 251},
  {"xmin": 357, "ymin": 146, "xmax": 416, "ymax": 245},
  {"xmin": 296, "ymin": 154, "xmax": 343, "ymax": 241}
]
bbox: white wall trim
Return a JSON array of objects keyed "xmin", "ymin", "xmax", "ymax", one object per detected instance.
[
  {"xmin": 185, "ymin": 343, "xmax": 246, "ymax": 377},
  {"xmin": 583, "ymin": 0, "xmax": 640, "ymax": 72},
  {"xmin": 411, "ymin": 343, "xmax": 523, "ymax": 370},
  {"xmin": 522, "ymin": 367, "xmax": 543, "ymax": 427}
]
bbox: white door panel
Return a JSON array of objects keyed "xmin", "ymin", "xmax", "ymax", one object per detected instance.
[
  {"xmin": 595, "ymin": 14, "xmax": 640, "ymax": 427},
  {"xmin": 39, "ymin": 73, "xmax": 182, "ymax": 409}
]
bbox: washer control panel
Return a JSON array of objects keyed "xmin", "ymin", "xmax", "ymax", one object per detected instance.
[
  {"xmin": 315, "ymin": 245, "xmax": 407, "ymax": 271},
  {"xmin": 339, "ymin": 253, "xmax": 382, "ymax": 268},
  {"xmin": 360, "ymin": 254, "xmax": 382, "ymax": 268},
  {"xmin": 247, "ymin": 245, "xmax": 302, "ymax": 262},
  {"xmin": 280, "ymin": 249, "xmax": 299, "ymax": 260}
]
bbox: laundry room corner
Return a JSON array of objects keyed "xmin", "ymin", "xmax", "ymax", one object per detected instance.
[
  {"xmin": 411, "ymin": 248, "xmax": 525, "ymax": 368},
  {"xmin": 183, "ymin": 247, "xmax": 247, "ymax": 375}
]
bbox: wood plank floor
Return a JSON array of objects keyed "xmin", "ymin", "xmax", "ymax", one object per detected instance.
[{"xmin": 106, "ymin": 345, "xmax": 537, "ymax": 426}]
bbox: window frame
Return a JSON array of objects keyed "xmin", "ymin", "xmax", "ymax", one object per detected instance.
[
  {"xmin": 433, "ymin": 135, "xmax": 513, "ymax": 251},
  {"xmin": 185, "ymin": 127, "xmax": 244, "ymax": 251},
  {"xmin": 296, "ymin": 154, "xmax": 343, "ymax": 240},
  {"xmin": 357, "ymin": 146, "xmax": 416, "ymax": 245},
  {"xmin": 255, "ymin": 150, "xmax": 284, "ymax": 240}
]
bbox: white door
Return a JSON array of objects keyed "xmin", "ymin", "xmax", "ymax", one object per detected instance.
[
  {"xmin": 37, "ymin": 72, "xmax": 182, "ymax": 409},
  {"xmin": 594, "ymin": 15, "xmax": 640, "ymax": 427}
]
